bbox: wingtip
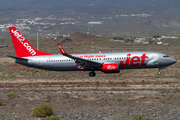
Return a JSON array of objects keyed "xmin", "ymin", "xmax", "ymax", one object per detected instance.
[{"xmin": 57, "ymin": 43, "xmax": 68, "ymax": 56}]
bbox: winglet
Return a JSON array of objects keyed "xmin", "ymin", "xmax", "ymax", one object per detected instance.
[{"xmin": 57, "ymin": 43, "xmax": 68, "ymax": 56}]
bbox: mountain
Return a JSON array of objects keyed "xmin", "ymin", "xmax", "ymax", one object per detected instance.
[
  {"xmin": 0, "ymin": 0, "xmax": 179, "ymax": 36},
  {"xmin": 0, "ymin": 0, "xmax": 179, "ymax": 11}
]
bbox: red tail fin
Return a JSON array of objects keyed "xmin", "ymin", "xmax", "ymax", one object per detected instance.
[{"xmin": 9, "ymin": 27, "xmax": 52, "ymax": 57}]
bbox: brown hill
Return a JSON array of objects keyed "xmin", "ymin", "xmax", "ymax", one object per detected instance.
[
  {"xmin": 59, "ymin": 32, "xmax": 103, "ymax": 46},
  {"xmin": 69, "ymin": 32, "xmax": 101, "ymax": 42},
  {"xmin": 60, "ymin": 38, "xmax": 73, "ymax": 44}
]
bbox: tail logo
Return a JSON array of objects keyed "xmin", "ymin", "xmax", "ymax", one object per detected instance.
[
  {"xmin": 11, "ymin": 29, "xmax": 36, "ymax": 56},
  {"xmin": 23, "ymin": 43, "xmax": 36, "ymax": 55},
  {"xmin": 11, "ymin": 30, "xmax": 25, "ymax": 42}
]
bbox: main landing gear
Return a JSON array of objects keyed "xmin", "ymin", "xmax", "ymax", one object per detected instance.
[{"xmin": 89, "ymin": 71, "xmax": 96, "ymax": 77}]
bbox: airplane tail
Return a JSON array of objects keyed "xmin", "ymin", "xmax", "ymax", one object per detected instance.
[{"xmin": 9, "ymin": 27, "xmax": 52, "ymax": 57}]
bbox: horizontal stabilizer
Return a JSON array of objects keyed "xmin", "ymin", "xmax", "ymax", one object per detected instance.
[{"xmin": 6, "ymin": 55, "xmax": 28, "ymax": 61}]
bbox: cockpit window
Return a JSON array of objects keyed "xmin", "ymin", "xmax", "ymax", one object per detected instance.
[{"xmin": 163, "ymin": 55, "xmax": 169, "ymax": 58}]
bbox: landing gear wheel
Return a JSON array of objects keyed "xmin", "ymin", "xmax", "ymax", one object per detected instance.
[
  {"xmin": 158, "ymin": 71, "xmax": 161, "ymax": 75},
  {"xmin": 89, "ymin": 72, "xmax": 96, "ymax": 77}
]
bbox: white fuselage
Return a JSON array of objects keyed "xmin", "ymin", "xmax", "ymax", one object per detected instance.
[{"xmin": 15, "ymin": 51, "xmax": 176, "ymax": 71}]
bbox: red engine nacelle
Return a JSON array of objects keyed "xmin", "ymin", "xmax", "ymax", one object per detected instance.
[{"xmin": 101, "ymin": 63, "xmax": 120, "ymax": 73}]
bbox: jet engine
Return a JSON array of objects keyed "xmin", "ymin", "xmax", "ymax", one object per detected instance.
[{"xmin": 101, "ymin": 63, "xmax": 120, "ymax": 73}]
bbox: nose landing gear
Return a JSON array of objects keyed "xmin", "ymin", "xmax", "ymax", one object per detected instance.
[
  {"xmin": 158, "ymin": 67, "xmax": 167, "ymax": 75},
  {"xmin": 158, "ymin": 68, "xmax": 161, "ymax": 75}
]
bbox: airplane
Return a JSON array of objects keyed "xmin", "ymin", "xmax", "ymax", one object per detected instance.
[{"xmin": 7, "ymin": 26, "xmax": 177, "ymax": 77}]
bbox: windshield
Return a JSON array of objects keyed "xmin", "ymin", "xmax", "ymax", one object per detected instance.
[{"xmin": 163, "ymin": 55, "xmax": 169, "ymax": 58}]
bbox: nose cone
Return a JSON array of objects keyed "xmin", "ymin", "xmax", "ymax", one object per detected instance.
[{"xmin": 171, "ymin": 58, "xmax": 177, "ymax": 64}]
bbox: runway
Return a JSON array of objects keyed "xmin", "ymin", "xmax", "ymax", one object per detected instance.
[{"xmin": 0, "ymin": 76, "xmax": 179, "ymax": 92}]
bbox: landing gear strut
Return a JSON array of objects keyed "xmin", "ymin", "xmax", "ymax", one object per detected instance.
[
  {"xmin": 89, "ymin": 72, "xmax": 96, "ymax": 77},
  {"xmin": 158, "ymin": 69, "xmax": 161, "ymax": 75}
]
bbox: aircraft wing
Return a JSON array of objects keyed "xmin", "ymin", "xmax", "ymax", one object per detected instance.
[{"xmin": 57, "ymin": 43, "xmax": 102, "ymax": 69}]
